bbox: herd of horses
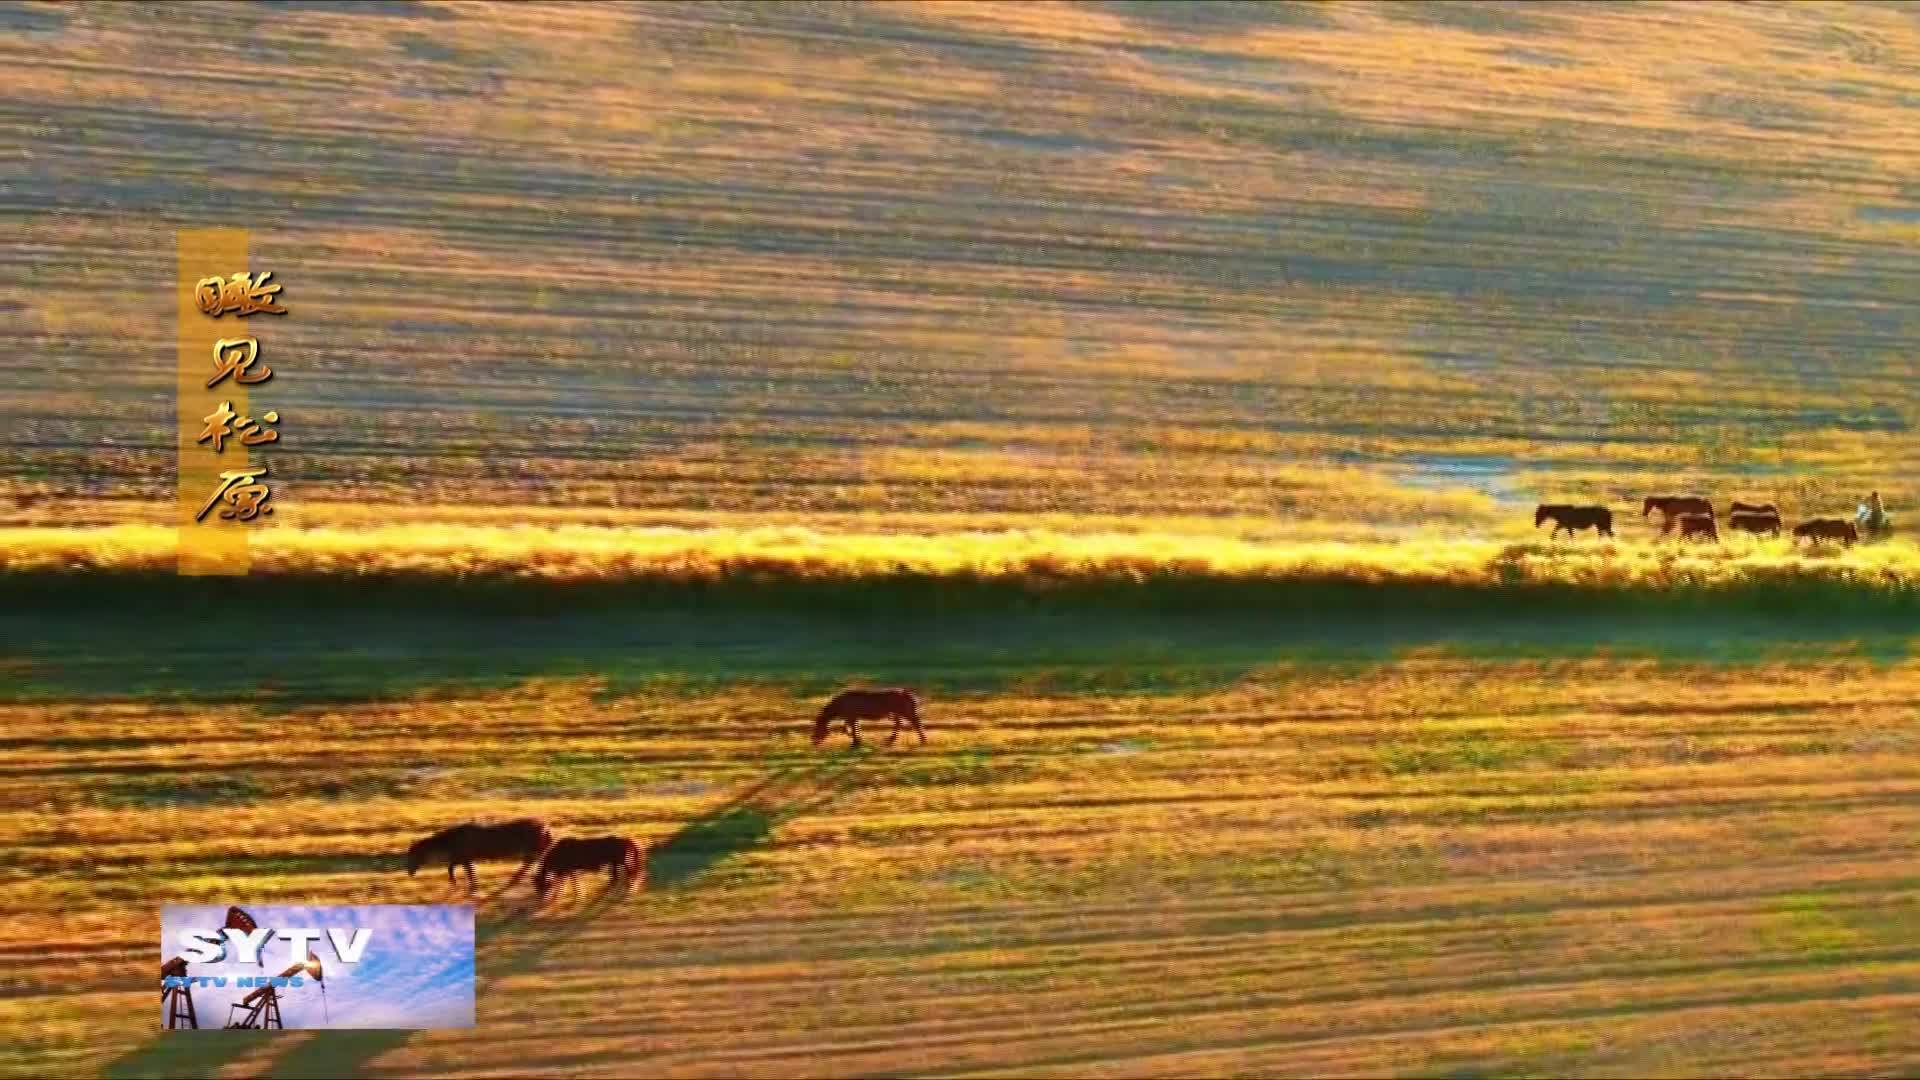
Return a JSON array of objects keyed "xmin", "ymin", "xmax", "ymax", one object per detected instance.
[
  {"xmin": 1534, "ymin": 496, "xmax": 1867, "ymax": 546},
  {"xmin": 394, "ymin": 486, "xmax": 1887, "ymax": 904},
  {"xmin": 395, "ymin": 490, "xmax": 1886, "ymax": 901},
  {"xmin": 392, "ymin": 489, "xmax": 1883, "ymax": 903},
  {"xmin": 404, "ymin": 688, "xmax": 926, "ymax": 901}
]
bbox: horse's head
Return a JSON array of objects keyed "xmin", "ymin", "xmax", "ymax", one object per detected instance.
[
  {"xmin": 404, "ymin": 838, "xmax": 429, "ymax": 876},
  {"xmin": 810, "ymin": 708, "xmax": 833, "ymax": 746},
  {"xmin": 1642, "ymin": 496, "xmax": 1659, "ymax": 516},
  {"xmin": 1534, "ymin": 504, "xmax": 1549, "ymax": 527}
]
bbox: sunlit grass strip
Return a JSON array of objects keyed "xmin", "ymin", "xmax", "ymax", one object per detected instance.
[{"xmin": 4, "ymin": 524, "xmax": 1920, "ymax": 614}]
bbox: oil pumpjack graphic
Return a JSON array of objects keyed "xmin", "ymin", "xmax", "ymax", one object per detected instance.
[
  {"xmin": 162, "ymin": 906, "xmax": 270, "ymax": 1031},
  {"xmin": 225, "ymin": 948, "xmax": 326, "ymax": 1030},
  {"xmin": 160, "ymin": 956, "xmax": 195, "ymax": 1030}
]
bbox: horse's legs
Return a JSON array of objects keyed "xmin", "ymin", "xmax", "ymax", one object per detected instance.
[
  {"xmin": 446, "ymin": 861, "xmax": 457, "ymax": 887},
  {"xmin": 887, "ymin": 715, "xmax": 903, "ymax": 747},
  {"xmin": 465, "ymin": 861, "xmax": 478, "ymax": 894},
  {"xmin": 847, "ymin": 716, "xmax": 862, "ymax": 748},
  {"xmin": 911, "ymin": 709, "xmax": 927, "ymax": 746}
]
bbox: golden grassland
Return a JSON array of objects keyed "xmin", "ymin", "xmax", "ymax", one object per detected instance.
[
  {"xmin": 9, "ymin": 638, "xmax": 1920, "ymax": 1078},
  {"xmin": 5, "ymin": 521, "xmax": 1920, "ymax": 603},
  {"xmin": 15, "ymin": 3, "xmax": 1920, "ymax": 1074}
]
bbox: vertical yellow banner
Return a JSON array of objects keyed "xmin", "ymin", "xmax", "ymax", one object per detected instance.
[{"xmin": 177, "ymin": 229, "xmax": 251, "ymax": 575}]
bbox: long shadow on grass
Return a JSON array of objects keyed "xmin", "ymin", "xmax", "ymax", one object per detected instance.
[
  {"xmin": 102, "ymin": 1029, "xmax": 274, "ymax": 1080},
  {"xmin": 649, "ymin": 756, "xmax": 868, "ymax": 889},
  {"xmin": 11, "ymin": 606, "xmax": 1919, "ymax": 710}
]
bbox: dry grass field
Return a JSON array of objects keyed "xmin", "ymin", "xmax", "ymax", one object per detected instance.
[{"xmin": 12, "ymin": 1, "xmax": 1920, "ymax": 1077}]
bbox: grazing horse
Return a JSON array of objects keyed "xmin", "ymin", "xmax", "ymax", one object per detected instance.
[
  {"xmin": 1645, "ymin": 496, "xmax": 1713, "ymax": 532},
  {"xmin": 406, "ymin": 819, "xmax": 554, "ymax": 893},
  {"xmin": 1672, "ymin": 513, "xmax": 1718, "ymax": 542},
  {"xmin": 1794, "ymin": 518, "xmax": 1858, "ymax": 547},
  {"xmin": 1534, "ymin": 504, "xmax": 1613, "ymax": 539},
  {"xmin": 1726, "ymin": 510, "xmax": 1782, "ymax": 538},
  {"xmin": 1729, "ymin": 501, "xmax": 1778, "ymax": 517},
  {"xmin": 535, "ymin": 836, "xmax": 643, "ymax": 900},
  {"xmin": 813, "ymin": 687, "xmax": 925, "ymax": 749}
]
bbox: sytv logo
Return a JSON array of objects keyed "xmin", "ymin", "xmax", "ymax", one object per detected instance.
[{"xmin": 177, "ymin": 927, "xmax": 372, "ymax": 967}]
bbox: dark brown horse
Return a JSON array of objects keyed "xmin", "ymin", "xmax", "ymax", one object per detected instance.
[
  {"xmin": 1672, "ymin": 513, "xmax": 1718, "ymax": 542},
  {"xmin": 1729, "ymin": 501, "xmax": 1778, "ymax": 517},
  {"xmin": 406, "ymin": 818, "xmax": 554, "ymax": 892},
  {"xmin": 1645, "ymin": 496, "xmax": 1713, "ymax": 532},
  {"xmin": 813, "ymin": 687, "xmax": 925, "ymax": 748},
  {"xmin": 1534, "ymin": 504, "xmax": 1613, "ymax": 539},
  {"xmin": 535, "ymin": 836, "xmax": 644, "ymax": 900},
  {"xmin": 1726, "ymin": 510, "xmax": 1782, "ymax": 538},
  {"xmin": 1794, "ymin": 518, "xmax": 1858, "ymax": 547}
]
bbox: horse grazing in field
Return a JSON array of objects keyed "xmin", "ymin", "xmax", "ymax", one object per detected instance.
[
  {"xmin": 1672, "ymin": 513, "xmax": 1718, "ymax": 542},
  {"xmin": 1726, "ymin": 510, "xmax": 1782, "ymax": 538},
  {"xmin": 1645, "ymin": 496, "xmax": 1714, "ymax": 532},
  {"xmin": 406, "ymin": 818, "xmax": 555, "ymax": 893},
  {"xmin": 1729, "ymin": 501, "xmax": 1779, "ymax": 517},
  {"xmin": 1794, "ymin": 518, "xmax": 1858, "ymax": 547},
  {"xmin": 535, "ymin": 836, "xmax": 643, "ymax": 901},
  {"xmin": 1534, "ymin": 504, "xmax": 1613, "ymax": 539},
  {"xmin": 813, "ymin": 687, "xmax": 925, "ymax": 748}
]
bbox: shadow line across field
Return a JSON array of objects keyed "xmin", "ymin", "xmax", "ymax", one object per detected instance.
[{"xmin": 7, "ymin": 607, "xmax": 1916, "ymax": 710}]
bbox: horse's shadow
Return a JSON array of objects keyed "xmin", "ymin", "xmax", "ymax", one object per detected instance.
[
  {"xmin": 648, "ymin": 756, "xmax": 866, "ymax": 889},
  {"xmin": 254, "ymin": 1029, "xmax": 416, "ymax": 1080}
]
